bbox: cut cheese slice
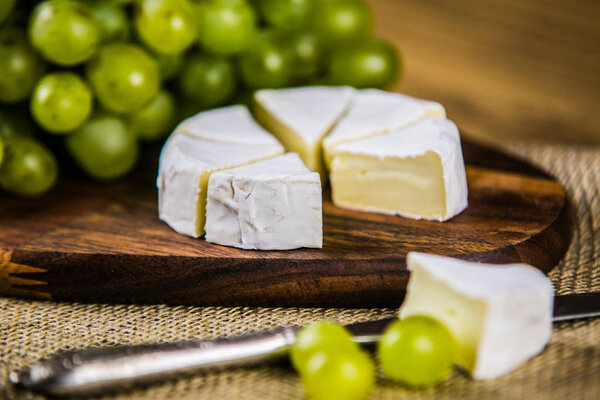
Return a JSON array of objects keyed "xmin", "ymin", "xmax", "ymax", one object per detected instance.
[
  {"xmin": 329, "ymin": 118, "xmax": 467, "ymax": 221},
  {"xmin": 157, "ymin": 107, "xmax": 284, "ymax": 238},
  {"xmin": 175, "ymin": 104, "xmax": 280, "ymax": 146},
  {"xmin": 322, "ymin": 89, "xmax": 445, "ymax": 167},
  {"xmin": 205, "ymin": 153, "xmax": 322, "ymax": 250},
  {"xmin": 400, "ymin": 252, "xmax": 554, "ymax": 380},
  {"xmin": 254, "ymin": 86, "xmax": 355, "ymax": 179}
]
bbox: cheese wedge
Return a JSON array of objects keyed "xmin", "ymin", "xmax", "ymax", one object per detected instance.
[
  {"xmin": 254, "ymin": 86, "xmax": 355, "ymax": 179},
  {"xmin": 205, "ymin": 153, "xmax": 322, "ymax": 250},
  {"xmin": 157, "ymin": 107, "xmax": 284, "ymax": 238},
  {"xmin": 322, "ymin": 89, "xmax": 445, "ymax": 167},
  {"xmin": 329, "ymin": 118, "xmax": 467, "ymax": 221},
  {"xmin": 400, "ymin": 252, "xmax": 554, "ymax": 380}
]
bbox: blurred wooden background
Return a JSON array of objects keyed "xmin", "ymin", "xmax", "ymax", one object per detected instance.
[{"xmin": 367, "ymin": 0, "xmax": 600, "ymax": 145}]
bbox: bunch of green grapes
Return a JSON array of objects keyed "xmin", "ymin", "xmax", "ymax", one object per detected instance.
[{"xmin": 0, "ymin": 0, "xmax": 400, "ymax": 197}]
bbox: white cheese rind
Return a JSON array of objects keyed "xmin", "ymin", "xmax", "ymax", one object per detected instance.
[
  {"xmin": 157, "ymin": 107, "xmax": 284, "ymax": 238},
  {"xmin": 205, "ymin": 153, "xmax": 322, "ymax": 250},
  {"xmin": 331, "ymin": 118, "xmax": 468, "ymax": 221},
  {"xmin": 400, "ymin": 252, "xmax": 554, "ymax": 380},
  {"xmin": 322, "ymin": 89, "xmax": 446, "ymax": 163},
  {"xmin": 254, "ymin": 86, "xmax": 355, "ymax": 146},
  {"xmin": 175, "ymin": 104, "xmax": 282, "ymax": 146}
]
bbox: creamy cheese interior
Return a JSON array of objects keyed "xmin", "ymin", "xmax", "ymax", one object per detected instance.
[
  {"xmin": 399, "ymin": 258, "xmax": 486, "ymax": 371},
  {"xmin": 330, "ymin": 151, "xmax": 447, "ymax": 219}
]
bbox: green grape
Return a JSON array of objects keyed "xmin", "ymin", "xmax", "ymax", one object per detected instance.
[
  {"xmin": 89, "ymin": 0, "xmax": 130, "ymax": 42},
  {"xmin": 255, "ymin": 0, "xmax": 314, "ymax": 30},
  {"xmin": 155, "ymin": 53, "xmax": 184, "ymax": 81},
  {"xmin": 198, "ymin": 0, "xmax": 258, "ymax": 55},
  {"xmin": 178, "ymin": 53, "xmax": 236, "ymax": 108},
  {"xmin": 29, "ymin": 0, "xmax": 101, "ymax": 66},
  {"xmin": 30, "ymin": 72, "xmax": 93, "ymax": 134},
  {"xmin": 327, "ymin": 38, "xmax": 399, "ymax": 88},
  {"xmin": 0, "ymin": 108, "xmax": 36, "ymax": 140},
  {"xmin": 0, "ymin": 29, "xmax": 45, "ymax": 103},
  {"xmin": 286, "ymin": 31, "xmax": 322, "ymax": 80},
  {"xmin": 302, "ymin": 350, "xmax": 375, "ymax": 400},
  {"xmin": 377, "ymin": 316, "xmax": 457, "ymax": 387},
  {"xmin": 0, "ymin": 135, "xmax": 3, "ymax": 166},
  {"xmin": 135, "ymin": 0, "xmax": 196, "ymax": 54},
  {"xmin": 86, "ymin": 43, "xmax": 160, "ymax": 114},
  {"xmin": 290, "ymin": 320, "xmax": 359, "ymax": 373},
  {"xmin": 129, "ymin": 90, "xmax": 175, "ymax": 141},
  {"xmin": 314, "ymin": 0, "xmax": 371, "ymax": 46},
  {"xmin": 66, "ymin": 114, "xmax": 139, "ymax": 180},
  {"xmin": 239, "ymin": 33, "xmax": 293, "ymax": 89},
  {"xmin": 0, "ymin": 0, "xmax": 17, "ymax": 24},
  {"xmin": 0, "ymin": 137, "xmax": 58, "ymax": 196}
]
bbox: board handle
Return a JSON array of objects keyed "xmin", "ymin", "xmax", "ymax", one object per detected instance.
[{"xmin": 10, "ymin": 327, "xmax": 298, "ymax": 396}]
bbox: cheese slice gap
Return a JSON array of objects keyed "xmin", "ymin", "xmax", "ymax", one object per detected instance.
[
  {"xmin": 329, "ymin": 118, "xmax": 467, "ymax": 221},
  {"xmin": 322, "ymin": 89, "xmax": 445, "ymax": 168},
  {"xmin": 157, "ymin": 107, "xmax": 284, "ymax": 238},
  {"xmin": 400, "ymin": 252, "xmax": 554, "ymax": 380},
  {"xmin": 254, "ymin": 86, "xmax": 355, "ymax": 179},
  {"xmin": 205, "ymin": 153, "xmax": 322, "ymax": 250}
]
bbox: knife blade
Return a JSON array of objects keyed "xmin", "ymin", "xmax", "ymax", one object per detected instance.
[{"xmin": 11, "ymin": 292, "xmax": 600, "ymax": 396}]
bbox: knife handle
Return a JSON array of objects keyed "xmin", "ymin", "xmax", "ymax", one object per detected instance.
[{"xmin": 10, "ymin": 327, "xmax": 298, "ymax": 397}]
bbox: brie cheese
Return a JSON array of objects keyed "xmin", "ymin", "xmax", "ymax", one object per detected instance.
[
  {"xmin": 254, "ymin": 86, "xmax": 355, "ymax": 179},
  {"xmin": 400, "ymin": 252, "xmax": 554, "ymax": 380},
  {"xmin": 205, "ymin": 153, "xmax": 322, "ymax": 250},
  {"xmin": 322, "ymin": 89, "xmax": 445, "ymax": 167},
  {"xmin": 329, "ymin": 118, "xmax": 467, "ymax": 221},
  {"xmin": 158, "ymin": 107, "xmax": 284, "ymax": 238}
]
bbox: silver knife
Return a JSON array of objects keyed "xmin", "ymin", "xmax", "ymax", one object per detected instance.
[{"xmin": 11, "ymin": 292, "xmax": 600, "ymax": 397}]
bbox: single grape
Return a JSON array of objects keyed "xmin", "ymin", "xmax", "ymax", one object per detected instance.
[
  {"xmin": 314, "ymin": 0, "xmax": 371, "ymax": 46},
  {"xmin": 327, "ymin": 38, "xmax": 399, "ymax": 88},
  {"xmin": 0, "ymin": 107, "xmax": 36, "ymax": 140},
  {"xmin": 66, "ymin": 114, "xmax": 139, "ymax": 180},
  {"xmin": 86, "ymin": 43, "xmax": 160, "ymax": 114},
  {"xmin": 377, "ymin": 316, "xmax": 457, "ymax": 387},
  {"xmin": 128, "ymin": 90, "xmax": 175, "ymax": 141},
  {"xmin": 30, "ymin": 72, "xmax": 93, "ymax": 134},
  {"xmin": 0, "ymin": 0, "xmax": 17, "ymax": 24},
  {"xmin": 255, "ymin": 0, "xmax": 314, "ymax": 30},
  {"xmin": 178, "ymin": 53, "xmax": 236, "ymax": 108},
  {"xmin": 290, "ymin": 320, "xmax": 359, "ymax": 373},
  {"xmin": 239, "ymin": 33, "xmax": 293, "ymax": 89},
  {"xmin": 198, "ymin": 0, "xmax": 258, "ymax": 55},
  {"xmin": 272, "ymin": 31, "xmax": 321, "ymax": 81},
  {"xmin": 0, "ymin": 137, "xmax": 58, "ymax": 196},
  {"xmin": 89, "ymin": 0, "xmax": 130, "ymax": 42},
  {"xmin": 0, "ymin": 29, "xmax": 45, "ymax": 103},
  {"xmin": 155, "ymin": 53, "xmax": 184, "ymax": 81},
  {"xmin": 302, "ymin": 349, "xmax": 375, "ymax": 400},
  {"xmin": 29, "ymin": 0, "xmax": 101, "ymax": 66},
  {"xmin": 135, "ymin": 0, "xmax": 197, "ymax": 54}
]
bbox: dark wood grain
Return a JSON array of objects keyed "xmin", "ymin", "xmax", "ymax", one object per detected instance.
[{"xmin": 0, "ymin": 140, "xmax": 572, "ymax": 307}]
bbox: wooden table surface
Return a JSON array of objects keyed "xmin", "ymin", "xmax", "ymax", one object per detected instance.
[{"xmin": 367, "ymin": 0, "xmax": 600, "ymax": 145}]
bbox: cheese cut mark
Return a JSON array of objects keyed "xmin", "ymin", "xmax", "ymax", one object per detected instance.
[
  {"xmin": 254, "ymin": 86, "xmax": 354, "ymax": 180},
  {"xmin": 322, "ymin": 89, "xmax": 445, "ymax": 168},
  {"xmin": 400, "ymin": 252, "xmax": 554, "ymax": 380},
  {"xmin": 205, "ymin": 153, "xmax": 322, "ymax": 250},
  {"xmin": 329, "ymin": 118, "xmax": 467, "ymax": 221}
]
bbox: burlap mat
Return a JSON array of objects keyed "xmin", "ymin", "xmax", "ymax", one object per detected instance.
[{"xmin": 1, "ymin": 140, "xmax": 599, "ymax": 400}]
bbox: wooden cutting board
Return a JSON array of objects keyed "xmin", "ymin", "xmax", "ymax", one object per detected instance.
[{"xmin": 0, "ymin": 140, "xmax": 573, "ymax": 307}]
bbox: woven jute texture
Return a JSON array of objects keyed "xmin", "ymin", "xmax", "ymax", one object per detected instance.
[{"xmin": 1, "ymin": 140, "xmax": 599, "ymax": 400}]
